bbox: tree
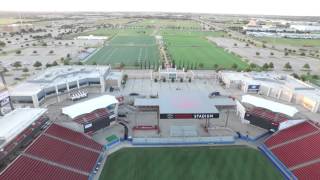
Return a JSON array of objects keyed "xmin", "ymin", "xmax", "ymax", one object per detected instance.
[
  {"xmin": 303, "ymin": 63, "xmax": 310, "ymax": 70},
  {"xmin": 22, "ymin": 67, "xmax": 29, "ymax": 72},
  {"xmin": 249, "ymin": 63, "xmax": 257, "ymax": 69},
  {"xmin": 33, "ymin": 61, "xmax": 42, "ymax": 68},
  {"xmin": 255, "ymin": 52, "xmax": 260, "ymax": 56},
  {"xmin": 12, "ymin": 61, "xmax": 22, "ymax": 68},
  {"xmin": 268, "ymin": 62, "xmax": 274, "ymax": 69},
  {"xmin": 262, "ymin": 63, "xmax": 269, "ymax": 70},
  {"xmin": 16, "ymin": 50, "xmax": 21, "ymax": 55},
  {"xmin": 198, "ymin": 63, "xmax": 204, "ymax": 69},
  {"xmin": 213, "ymin": 64, "xmax": 219, "ymax": 69},
  {"xmin": 270, "ymin": 52, "xmax": 274, "ymax": 56},
  {"xmin": 33, "ymin": 50, "xmax": 37, "ymax": 54},
  {"xmin": 291, "ymin": 73, "xmax": 300, "ymax": 79},
  {"xmin": 262, "ymin": 44, "xmax": 267, "ymax": 48},
  {"xmin": 49, "ymin": 50, "xmax": 54, "ymax": 54},
  {"xmin": 284, "ymin": 52, "xmax": 289, "ymax": 56},
  {"xmin": 52, "ymin": 61, "xmax": 58, "ymax": 66},
  {"xmin": 233, "ymin": 43, "xmax": 237, "ymax": 47},
  {"xmin": 245, "ymin": 43, "xmax": 249, "ymax": 47},
  {"xmin": 92, "ymin": 62, "xmax": 97, "ymax": 65},
  {"xmin": 284, "ymin": 62, "xmax": 292, "ymax": 70},
  {"xmin": 231, "ymin": 63, "xmax": 238, "ymax": 70},
  {"xmin": 0, "ymin": 41, "xmax": 6, "ymax": 47}
]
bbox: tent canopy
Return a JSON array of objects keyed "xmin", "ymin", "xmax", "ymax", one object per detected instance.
[
  {"xmin": 62, "ymin": 95, "xmax": 118, "ymax": 119},
  {"xmin": 241, "ymin": 95, "xmax": 298, "ymax": 117}
]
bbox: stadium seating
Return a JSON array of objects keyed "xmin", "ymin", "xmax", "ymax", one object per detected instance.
[
  {"xmin": 271, "ymin": 132, "xmax": 320, "ymax": 168},
  {"xmin": 247, "ymin": 107, "xmax": 288, "ymax": 123},
  {"xmin": 292, "ymin": 162, "xmax": 320, "ymax": 180},
  {"xmin": 0, "ymin": 156, "xmax": 88, "ymax": 180},
  {"xmin": 25, "ymin": 135, "xmax": 100, "ymax": 172},
  {"xmin": 263, "ymin": 120, "xmax": 320, "ymax": 179},
  {"xmin": 0, "ymin": 123, "xmax": 103, "ymax": 180},
  {"xmin": 265, "ymin": 121, "xmax": 318, "ymax": 148},
  {"xmin": 45, "ymin": 123, "xmax": 103, "ymax": 151},
  {"xmin": 73, "ymin": 108, "xmax": 109, "ymax": 124}
]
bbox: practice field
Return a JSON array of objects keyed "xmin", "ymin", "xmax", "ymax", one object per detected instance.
[
  {"xmin": 164, "ymin": 34, "xmax": 247, "ymax": 69},
  {"xmin": 87, "ymin": 35, "xmax": 160, "ymax": 67},
  {"xmin": 134, "ymin": 19, "xmax": 201, "ymax": 29},
  {"xmin": 99, "ymin": 146, "xmax": 283, "ymax": 180}
]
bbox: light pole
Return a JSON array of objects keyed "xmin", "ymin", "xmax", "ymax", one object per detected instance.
[{"xmin": 0, "ymin": 66, "xmax": 14, "ymax": 110}]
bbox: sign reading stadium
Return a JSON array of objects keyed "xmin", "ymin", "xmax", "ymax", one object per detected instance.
[{"xmin": 160, "ymin": 113, "xmax": 219, "ymax": 119}]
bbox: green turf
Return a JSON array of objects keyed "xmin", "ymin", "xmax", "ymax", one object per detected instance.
[
  {"xmin": 99, "ymin": 146, "xmax": 283, "ymax": 180},
  {"xmin": 257, "ymin": 37, "xmax": 320, "ymax": 47},
  {"xmin": 106, "ymin": 135, "xmax": 118, "ymax": 142},
  {"xmin": 86, "ymin": 35, "xmax": 160, "ymax": 67},
  {"xmin": 163, "ymin": 34, "xmax": 247, "ymax": 69},
  {"xmin": 134, "ymin": 19, "xmax": 201, "ymax": 29}
]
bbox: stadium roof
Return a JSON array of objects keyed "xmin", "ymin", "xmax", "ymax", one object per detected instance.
[
  {"xmin": 62, "ymin": 95, "xmax": 118, "ymax": 119},
  {"xmin": 241, "ymin": 95, "xmax": 298, "ymax": 117},
  {"xmin": 9, "ymin": 65, "xmax": 111, "ymax": 96},
  {"xmin": 0, "ymin": 108, "xmax": 47, "ymax": 149},
  {"xmin": 134, "ymin": 92, "xmax": 235, "ymax": 115}
]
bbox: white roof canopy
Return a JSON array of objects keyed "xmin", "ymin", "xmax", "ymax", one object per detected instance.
[
  {"xmin": 0, "ymin": 108, "xmax": 47, "ymax": 149},
  {"xmin": 62, "ymin": 95, "xmax": 118, "ymax": 119},
  {"xmin": 241, "ymin": 95, "xmax": 298, "ymax": 117}
]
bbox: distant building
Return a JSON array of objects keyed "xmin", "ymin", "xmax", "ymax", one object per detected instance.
[
  {"xmin": 220, "ymin": 71, "xmax": 320, "ymax": 113},
  {"xmin": 9, "ymin": 65, "xmax": 123, "ymax": 107}
]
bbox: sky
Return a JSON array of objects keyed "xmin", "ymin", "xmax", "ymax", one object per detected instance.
[{"xmin": 0, "ymin": 0, "xmax": 320, "ymax": 16}]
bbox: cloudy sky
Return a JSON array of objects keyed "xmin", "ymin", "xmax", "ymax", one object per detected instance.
[{"xmin": 1, "ymin": 0, "xmax": 319, "ymax": 16}]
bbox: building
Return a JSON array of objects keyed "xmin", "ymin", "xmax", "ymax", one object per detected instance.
[
  {"xmin": 134, "ymin": 91, "xmax": 235, "ymax": 129},
  {"xmin": 62, "ymin": 95, "xmax": 119, "ymax": 133},
  {"xmin": 0, "ymin": 108, "xmax": 48, "ymax": 164},
  {"xmin": 9, "ymin": 65, "xmax": 122, "ymax": 107},
  {"xmin": 220, "ymin": 71, "xmax": 320, "ymax": 113}
]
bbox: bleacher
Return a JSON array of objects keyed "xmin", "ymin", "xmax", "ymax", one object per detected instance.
[
  {"xmin": 265, "ymin": 121, "xmax": 318, "ymax": 148},
  {"xmin": 0, "ymin": 123, "xmax": 104, "ymax": 180},
  {"xmin": 261, "ymin": 120, "xmax": 320, "ymax": 180},
  {"xmin": 73, "ymin": 108, "xmax": 109, "ymax": 124},
  {"xmin": 0, "ymin": 156, "xmax": 88, "ymax": 180},
  {"xmin": 45, "ymin": 124, "xmax": 103, "ymax": 151},
  {"xmin": 292, "ymin": 162, "xmax": 320, "ymax": 180}
]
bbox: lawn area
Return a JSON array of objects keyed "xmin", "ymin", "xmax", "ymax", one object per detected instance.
[
  {"xmin": 86, "ymin": 35, "xmax": 160, "ymax": 67},
  {"xmin": 134, "ymin": 19, "xmax": 201, "ymax": 29},
  {"xmin": 257, "ymin": 37, "xmax": 320, "ymax": 47},
  {"xmin": 99, "ymin": 146, "xmax": 283, "ymax": 180},
  {"xmin": 0, "ymin": 18, "xmax": 18, "ymax": 25},
  {"xmin": 163, "ymin": 33, "xmax": 247, "ymax": 69},
  {"xmin": 76, "ymin": 28, "xmax": 153, "ymax": 38}
]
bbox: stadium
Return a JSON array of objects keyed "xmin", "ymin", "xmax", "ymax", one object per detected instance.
[{"xmin": 1, "ymin": 66, "xmax": 320, "ymax": 180}]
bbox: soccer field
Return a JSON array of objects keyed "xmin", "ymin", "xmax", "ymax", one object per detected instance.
[
  {"xmin": 99, "ymin": 146, "xmax": 283, "ymax": 180},
  {"xmin": 163, "ymin": 34, "xmax": 248, "ymax": 69},
  {"xmin": 86, "ymin": 35, "xmax": 160, "ymax": 67}
]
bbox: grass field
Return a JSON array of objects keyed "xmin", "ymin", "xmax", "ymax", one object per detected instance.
[
  {"xmin": 99, "ymin": 146, "xmax": 283, "ymax": 180},
  {"xmin": 257, "ymin": 37, "xmax": 320, "ymax": 47},
  {"xmin": 0, "ymin": 18, "xmax": 18, "ymax": 25},
  {"xmin": 134, "ymin": 19, "xmax": 201, "ymax": 29},
  {"xmin": 86, "ymin": 35, "xmax": 160, "ymax": 67},
  {"xmin": 163, "ymin": 32, "xmax": 247, "ymax": 69}
]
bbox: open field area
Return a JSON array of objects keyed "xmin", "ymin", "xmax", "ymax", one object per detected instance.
[
  {"xmin": 0, "ymin": 18, "xmax": 18, "ymax": 25},
  {"xmin": 210, "ymin": 37, "xmax": 320, "ymax": 74},
  {"xmin": 256, "ymin": 37, "xmax": 320, "ymax": 47},
  {"xmin": 134, "ymin": 19, "xmax": 201, "ymax": 29},
  {"xmin": 163, "ymin": 31, "xmax": 247, "ymax": 69},
  {"xmin": 99, "ymin": 146, "xmax": 283, "ymax": 180},
  {"xmin": 86, "ymin": 35, "xmax": 160, "ymax": 67},
  {"xmin": 75, "ymin": 28, "xmax": 154, "ymax": 38}
]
